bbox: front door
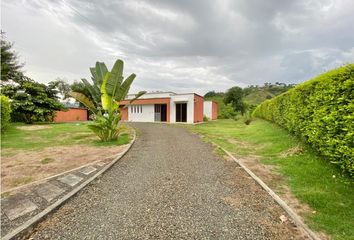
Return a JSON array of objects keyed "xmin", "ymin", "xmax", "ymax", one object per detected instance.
[
  {"xmin": 154, "ymin": 104, "xmax": 167, "ymax": 122},
  {"xmin": 176, "ymin": 103, "xmax": 187, "ymax": 122}
]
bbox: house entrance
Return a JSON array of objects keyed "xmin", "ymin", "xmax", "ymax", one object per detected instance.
[
  {"xmin": 154, "ymin": 104, "xmax": 167, "ymax": 122},
  {"xmin": 176, "ymin": 103, "xmax": 187, "ymax": 122}
]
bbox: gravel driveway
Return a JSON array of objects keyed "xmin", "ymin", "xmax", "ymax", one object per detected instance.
[{"xmin": 28, "ymin": 123, "xmax": 307, "ymax": 240}]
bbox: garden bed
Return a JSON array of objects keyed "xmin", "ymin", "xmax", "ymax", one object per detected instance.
[{"xmin": 1, "ymin": 122, "xmax": 132, "ymax": 193}]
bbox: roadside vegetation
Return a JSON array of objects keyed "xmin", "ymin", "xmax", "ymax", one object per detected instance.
[
  {"xmin": 254, "ymin": 64, "xmax": 354, "ymax": 176},
  {"xmin": 188, "ymin": 119, "xmax": 354, "ymax": 240}
]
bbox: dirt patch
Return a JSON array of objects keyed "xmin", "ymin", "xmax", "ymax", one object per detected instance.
[
  {"xmin": 16, "ymin": 125, "xmax": 52, "ymax": 131},
  {"xmin": 1, "ymin": 144, "xmax": 127, "ymax": 192},
  {"xmin": 280, "ymin": 145, "xmax": 303, "ymax": 158},
  {"xmin": 227, "ymin": 138, "xmax": 255, "ymax": 149}
]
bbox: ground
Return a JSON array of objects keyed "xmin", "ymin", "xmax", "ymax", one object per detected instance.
[
  {"xmin": 28, "ymin": 123, "xmax": 307, "ymax": 240},
  {"xmin": 188, "ymin": 119, "xmax": 354, "ymax": 240},
  {"xmin": 1, "ymin": 122, "xmax": 131, "ymax": 192}
]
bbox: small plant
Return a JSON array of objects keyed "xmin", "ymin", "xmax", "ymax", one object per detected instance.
[
  {"xmin": 203, "ymin": 115, "xmax": 209, "ymax": 122},
  {"xmin": 40, "ymin": 157, "xmax": 54, "ymax": 164}
]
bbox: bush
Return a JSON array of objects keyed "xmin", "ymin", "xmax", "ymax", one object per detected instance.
[
  {"xmin": 203, "ymin": 115, "xmax": 209, "ymax": 122},
  {"xmin": 1, "ymin": 95, "xmax": 12, "ymax": 132},
  {"xmin": 253, "ymin": 64, "xmax": 354, "ymax": 176},
  {"xmin": 243, "ymin": 111, "xmax": 253, "ymax": 125}
]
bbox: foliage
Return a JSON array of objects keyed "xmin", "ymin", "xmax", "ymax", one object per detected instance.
[
  {"xmin": 224, "ymin": 86, "xmax": 247, "ymax": 115},
  {"xmin": 2, "ymin": 76, "xmax": 64, "ymax": 123},
  {"xmin": 203, "ymin": 115, "xmax": 209, "ymax": 122},
  {"xmin": 48, "ymin": 78, "xmax": 71, "ymax": 99},
  {"xmin": 243, "ymin": 111, "xmax": 253, "ymax": 125},
  {"xmin": 0, "ymin": 32, "xmax": 23, "ymax": 82},
  {"xmin": 189, "ymin": 119, "xmax": 354, "ymax": 239},
  {"xmin": 69, "ymin": 59, "xmax": 145, "ymax": 141},
  {"xmin": 87, "ymin": 112, "xmax": 123, "ymax": 141},
  {"xmin": 204, "ymin": 95, "xmax": 238, "ymax": 119},
  {"xmin": 0, "ymin": 95, "xmax": 11, "ymax": 132},
  {"xmin": 204, "ymin": 91, "xmax": 224, "ymax": 98},
  {"xmin": 253, "ymin": 64, "xmax": 354, "ymax": 176}
]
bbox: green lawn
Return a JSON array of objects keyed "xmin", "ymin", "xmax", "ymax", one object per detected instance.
[
  {"xmin": 1, "ymin": 122, "xmax": 131, "ymax": 156},
  {"xmin": 188, "ymin": 119, "xmax": 354, "ymax": 240}
]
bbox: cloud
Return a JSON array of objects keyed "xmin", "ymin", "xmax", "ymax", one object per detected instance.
[{"xmin": 2, "ymin": 0, "xmax": 354, "ymax": 94}]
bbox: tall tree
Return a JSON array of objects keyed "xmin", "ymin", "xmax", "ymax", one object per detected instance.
[
  {"xmin": 48, "ymin": 78, "xmax": 71, "ymax": 100},
  {"xmin": 224, "ymin": 86, "xmax": 247, "ymax": 115},
  {"xmin": 0, "ymin": 31, "xmax": 23, "ymax": 82}
]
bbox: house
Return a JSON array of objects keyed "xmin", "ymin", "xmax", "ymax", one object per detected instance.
[{"xmin": 120, "ymin": 92, "xmax": 217, "ymax": 123}]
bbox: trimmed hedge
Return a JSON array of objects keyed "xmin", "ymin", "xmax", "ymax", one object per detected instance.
[
  {"xmin": 253, "ymin": 64, "xmax": 354, "ymax": 176},
  {"xmin": 1, "ymin": 95, "xmax": 12, "ymax": 132}
]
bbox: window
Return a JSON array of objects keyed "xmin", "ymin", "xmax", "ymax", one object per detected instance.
[
  {"xmin": 131, "ymin": 105, "xmax": 133, "ymax": 113},
  {"xmin": 140, "ymin": 105, "xmax": 143, "ymax": 113}
]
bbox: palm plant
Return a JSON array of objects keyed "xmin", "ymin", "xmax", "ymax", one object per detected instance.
[{"xmin": 69, "ymin": 59, "xmax": 145, "ymax": 141}]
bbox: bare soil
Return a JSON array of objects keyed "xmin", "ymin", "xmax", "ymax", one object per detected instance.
[
  {"xmin": 1, "ymin": 145, "xmax": 127, "ymax": 192},
  {"xmin": 16, "ymin": 125, "xmax": 52, "ymax": 131}
]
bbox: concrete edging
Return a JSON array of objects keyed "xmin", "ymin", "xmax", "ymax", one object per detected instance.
[
  {"xmin": 218, "ymin": 146, "xmax": 321, "ymax": 240},
  {"xmin": 2, "ymin": 130, "xmax": 136, "ymax": 240}
]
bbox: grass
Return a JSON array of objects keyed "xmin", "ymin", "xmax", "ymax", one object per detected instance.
[
  {"xmin": 40, "ymin": 157, "xmax": 55, "ymax": 164},
  {"xmin": 1, "ymin": 122, "xmax": 131, "ymax": 156},
  {"xmin": 187, "ymin": 119, "xmax": 354, "ymax": 240}
]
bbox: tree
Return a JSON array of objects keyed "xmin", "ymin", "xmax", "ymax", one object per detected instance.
[
  {"xmin": 2, "ymin": 76, "xmax": 64, "ymax": 123},
  {"xmin": 0, "ymin": 31, "xmax": 23, "ymax": 82},
  {"xmin": 48, "ymin": 78, "xmax": 71, "ymax": 100},
  {"xmin": 204, "ymin": 91, "xmax": 224, "ymax": 98},
  {"xmin": 69, "ymin": 59, "xmax": 146, "ymax": 141},
  {"xmin": 224, "ymin": 86, "xmax": 247, "ymax": 115}
]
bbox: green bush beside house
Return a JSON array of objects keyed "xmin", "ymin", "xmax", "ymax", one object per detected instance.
[
  {"xmin": 0, "ymin": 95, "xmax": 11, "ymax": 132},
  {"xmin": 253, "ymin": 64, "xmax": 354, "ymax": 176}
]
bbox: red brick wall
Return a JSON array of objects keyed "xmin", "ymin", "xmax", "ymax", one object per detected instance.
[
  {"xmin": 54, "ymin": 108, "xmax": 88, "ymax": 122},
  {"xmin": 212, "ymin": 101, "xmax": 218, "ymax": 120},
  {"xmin": 194, "ymin": 94, "xmax": 204, "ymax": 123}
]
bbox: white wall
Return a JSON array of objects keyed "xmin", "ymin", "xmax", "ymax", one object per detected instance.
[
  {"xmin": 128, "ymin": 104, "xmax": 155, "ymax": 122},
  {"xmin": 203, "ymin": 101, "xmax": 212, "ymax": 119},
  {"xmin": 170, "ymin": 94, "xmax": 194, "ymax": 123}
]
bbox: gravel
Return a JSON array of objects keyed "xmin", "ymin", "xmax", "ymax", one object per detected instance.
[{"xmin": 27, "ymin": 123, "xmax": 307, "ymax": 240}]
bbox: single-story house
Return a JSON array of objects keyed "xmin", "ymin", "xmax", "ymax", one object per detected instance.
[{"xmin": 120, "ymin": 92, "xmax": 217, "ymax": 124}]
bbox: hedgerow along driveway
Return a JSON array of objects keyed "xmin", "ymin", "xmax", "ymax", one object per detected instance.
[{"xmin": 29, "ymin": 123, "xmax": 307, "ymax": 239}]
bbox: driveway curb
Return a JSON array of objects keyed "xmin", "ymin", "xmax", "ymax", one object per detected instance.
[
  {"xmin": 218, "ymin": 146, "xmax": 321, "ymax": 240},
  {"xmin": 2, "ymin": 130, "xmax": 136, "ymax": 240}
]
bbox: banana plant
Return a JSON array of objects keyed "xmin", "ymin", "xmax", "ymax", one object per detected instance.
[{"xmin": 69, "ymin": 59, "xmax": 146, "ymax": 141}]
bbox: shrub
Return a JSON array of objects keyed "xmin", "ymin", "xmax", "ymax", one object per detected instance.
[
  {"xmin": 1, "ymin": 95, "xmax": 12, "ymax": 132},
  {"xmin": 253, "ymin": 64, "xmax": 354, "ymax": 176},
  {"xmin": 243, "ymin": 111, "xmax": 253, "ymax": 125},
  {"xmin": 203, "ymin": 115, "xmax": 209, "ymax": 122}
]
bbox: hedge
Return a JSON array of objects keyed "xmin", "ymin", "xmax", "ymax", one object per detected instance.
[
  {"xmin": 253, "ymin": 64, "xmax": 354, "ymax": 176},
  {"xmin": 1, "ymin": 95, "xmax": 12, "ymax": 132}
]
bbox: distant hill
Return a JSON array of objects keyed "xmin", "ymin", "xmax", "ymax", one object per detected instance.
[
  {"xmin": 243, "ymin": 89, "xmax": 274, "ymax": 106},
  {"xmin": 204, "ymin": 83, "xmax": 295, "ymax": 118},
  {"xmin": 243, "ymin": 83, "xmax": 295, "ymax": 106}
]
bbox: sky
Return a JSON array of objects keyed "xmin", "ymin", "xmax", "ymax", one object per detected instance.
[{"xmin": 2, "ymin": 0, "xmax": 354, "ymax": 95}]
